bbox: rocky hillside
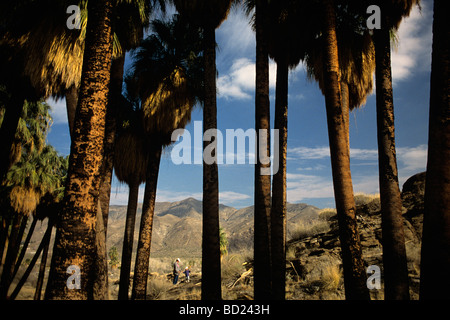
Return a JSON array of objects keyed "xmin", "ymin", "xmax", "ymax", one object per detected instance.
[
  {"xmin": 106, "ymin": 197, "xmax": 322, "ymax": 258},
  {"xmin": 285, "ymin": 172, "xmax": 425, "ymax": 300}
]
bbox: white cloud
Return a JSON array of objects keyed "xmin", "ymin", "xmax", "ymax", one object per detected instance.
[
  {"xmin": 288, "ymin": 146, "xmax": 330, "ymax": 160},
  {"xmin": 217, "ymin": 6, "xmax": 255, "ymax": 59},
  {"xmin": 349, "ymin": 148, "xmax": 378, "ymax": 161},
  {"xmin": 217, "ymin": 58, "xmax": 277, "ymax": 100},
  {"xmin": 219, "ymin": 191, "xmax": 251, "ymax": 203},
  {"xmin": 288, "ymin": 146, "xmax": 378, "ymax": 161},
  {"xmin": 297, "ymin": 164, "xmax": 327, "ymax": 171},
  {"xmin": 285, "ymin": 144, "xmax": 428, "ymax": 201},
  {"xmin": 46, "ymin": 97, "xmax": 68, "ymax": 124},
  {"xmin": 397, "ymin": 144, "xmax": 428, "ymax": 176},
  {"xmin": 286, "ymin": 173, "xmax": 334, "ymax": 202},
  {"xmin": 109, "ymin": 183, "xmax": 146, "ymax": 206},
  {"xmin": 391, "ymin": 2, "xmax": 433, "ymax": 84},
  {"xmin": 352, "ymin": 175, "xmax": 380, "ymax": 195}
]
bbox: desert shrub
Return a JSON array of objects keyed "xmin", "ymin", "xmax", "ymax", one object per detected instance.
[
  {"xmin": 321, "ymin": 264, "xmax": 342, "ymax": 291},
  {"xmin": 146, "ymin": 277, "xmax": 172, "ymax": 300},
  {"xmin": 221, "ymin": 253, "xmax": 247, "ymax": 283},
  {"xmin": 318, "ymin": 208, "xmax": 337, "ymax": 220}
]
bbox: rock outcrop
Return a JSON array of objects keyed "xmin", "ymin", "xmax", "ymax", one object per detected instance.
[{"xmin": 286, "ymin": 172, "xmax": 425, "ymax": 300}]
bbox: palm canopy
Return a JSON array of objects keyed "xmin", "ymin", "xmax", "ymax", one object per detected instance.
[
  {"xmin": 0, "ymin": 0, "xmax": 161, "ymax": 99},
  {"xmin": 304, "ymin": 2, "xmax": 376, "ymax": 110},
  {"xmin": 0, "ymin": 99, "xmax": 53, "ymax": 171},
  {"xmin": 380, "ymin": 0, "xmax": 421, "ymax": 29},
  {"xmin": 126, "ymin": 15, "xmax": 204, "ymax": 145},
  {"xmin": 5, "ymin": 145, "xmax": 67, "ymax": 216},
  {"xmin": 0, "ymin": 99, "xmax": 66, "ymax": 215},
  {"xmin": 245, "ymin": 0, "xmax": 320, "ymax": 69},
  {"xmin": 173, "ymin": 0, "xmax": 239, "ymax": 29},
  {"xmin": 114, "ymin": 108, "xmax": 149, "ymax": 185}
]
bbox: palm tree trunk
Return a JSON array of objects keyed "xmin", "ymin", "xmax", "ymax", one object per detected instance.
[
  {"xmin": 271, "ymin": 56, "xmax": 288, "ymax": 300},
  {"xmin": 0, "ymin": 214, "xmax": 12, "ymax": 268},
  {"xmin": 11, "ymin": 215, "xmax": 38, "ymax": 281},
  {"xmin": 99, "ymin": 55, "xmax": 125, "ymax": 233},
  {"xmin": 254, "ymin": 0, "xmax": 272, "ymax": 300},
  {"xmin": 201, "ymin": 24, "xmax": 221, "ymax": 301},
  {"xmin": 0, "ymin": 213, "xmax": 27, "ymax": 299},
  {"xmin": 374, "ymin": 19, "xmax": 409, "ymax": 300},
  {"xmin": 93, "ymin": 199, "xmax": 109, "ymax": 299},
  {"xmin": 92, "ymin": 55, "xmax": 126, "ymax": 300},
  {"xmin": 118, "ymin": 178, "xmax": 140, "ymax": 300},
  {"xmin": 420, "ymin": 0, "xmax": 450, "ymax": 300},
  {"xmin": 45, "ymin": 0, "xmax": 114, "ymax": 300},
  {"xmin": 34, "ymin": 221, "xmax": 52, "ymax": 300},
  {"xmin": 9, "ymin": 220, "xmax": 53, "ymax": 300},
  {"xmin": 340, "ymin": 80, "xmax": 350, "ymax": 152},
  {"xmin": 131, "ymin": 144, "xmax": 162, "ymax": 300},
  {"xmin": 321, "ymin": 0, "xmax": 369, "ymax": 300}
]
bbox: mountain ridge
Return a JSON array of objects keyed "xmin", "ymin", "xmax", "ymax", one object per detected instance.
[{"xmin": 106, "ymin": 197, "xmax": 322, "ymax": 257}]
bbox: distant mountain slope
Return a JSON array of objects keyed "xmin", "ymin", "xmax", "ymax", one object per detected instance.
[{"xmin": 106, "ymin": 198, "xmax": 321, "ymax": 257}]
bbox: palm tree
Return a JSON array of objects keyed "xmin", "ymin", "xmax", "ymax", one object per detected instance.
[
  {"xmin": 319, "ymin": 0, "xmax": 370, "ymax": 300},
  {"xmin": 305, "ymin": 4, "xmax": 376, "ymax": 152},
  {"xmin": 96, "ymin": 0, "xmax": 167, "ymax": 235},
  {"xmin": 9, "ymin": 187, "xmax": 67, "ymax": 300},
  {"xmin": 126, "ymin": 16, "xmax": 204, "ymax": 299},
  {"xmin": 94, "ymin": 1, "xmax": 163, "ymax": 297},
  {"xmin": 114, "ymin": 110, "xmax": 149, "ymax": 300},
  {"xmin": 0, "ymin": 145, "xmax": 67, "ymax": 299},
  {"xmin": 173, "ymin": 0, "xmax": 238, "ymax": 300},
  {"xmin": 372, "ymin": 0, "xmax": 420, "ymax": 300},
  {"xmin": 264, "ymin": 0, "xmax": 319, "ymax": 300},
  {"xmin": 45, "ymin": 0, "xmax": 115, "ymax": 300},
  {"xmin": 0, "ymin": 0, "xmax": 88, "ymax": 183},
  {"xmin": 420, "ymin": 0, "xmax": 450, "ymax": 300},
  {"xmin": 0, "ymin": 100, "xmax": 57, "ymax": 299},
  {"xmin": 243, "ymin": 0, "xmax": 273, "ymax": 300}
]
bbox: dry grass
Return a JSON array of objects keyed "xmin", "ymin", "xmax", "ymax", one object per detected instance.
[
  {"xmin": 321, "ymin": 264, "xmax": 342, "ymax": 291},
  {"xmin": 146, "ymin": 276, "xmax": 173, "ymax": 300},
  {"xmin": 289, "ymin": 219, "xmax": 331, "ymax": 241},
  {"xmin": 354, "ymin": 192, "xmax": 380, "ymax": 206},
  {"xmin": 318, "ymin": 208, "xmax": 337, "ymax": 220}
]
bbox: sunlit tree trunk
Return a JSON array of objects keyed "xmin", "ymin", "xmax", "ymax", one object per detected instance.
[
  {"xmin": 321, "ymin": 0, "xmax": 369, "ymax": 300},
  {"xmin": 45, "ymin": 0, "xmax": 113, "ymax": 300},
  {"xmin": 131, "ymin": 144, "xmax": 162, "ymax": 300},
  {"xmin": 374, "ymin": 14, "xmax": 409, "ymax": 299}
]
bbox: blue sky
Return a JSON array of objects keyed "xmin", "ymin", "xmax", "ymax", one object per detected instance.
[{"xmin": 46, "ymin": 1, "xmax": 433, "ymax": 209}]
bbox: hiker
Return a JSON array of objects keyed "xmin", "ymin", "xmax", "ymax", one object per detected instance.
[
  {"xmin": 173, "ymin": 258, "xmax": 181, "ymax": 284},
  {"xmin": 183, "ymin": 266, "xmax": 190, "ymax": 283}
]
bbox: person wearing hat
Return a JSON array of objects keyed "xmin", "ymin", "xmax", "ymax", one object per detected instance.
[{"xmin": 173, "ymin": 258, "xmax": 181, "ymax": 284}]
